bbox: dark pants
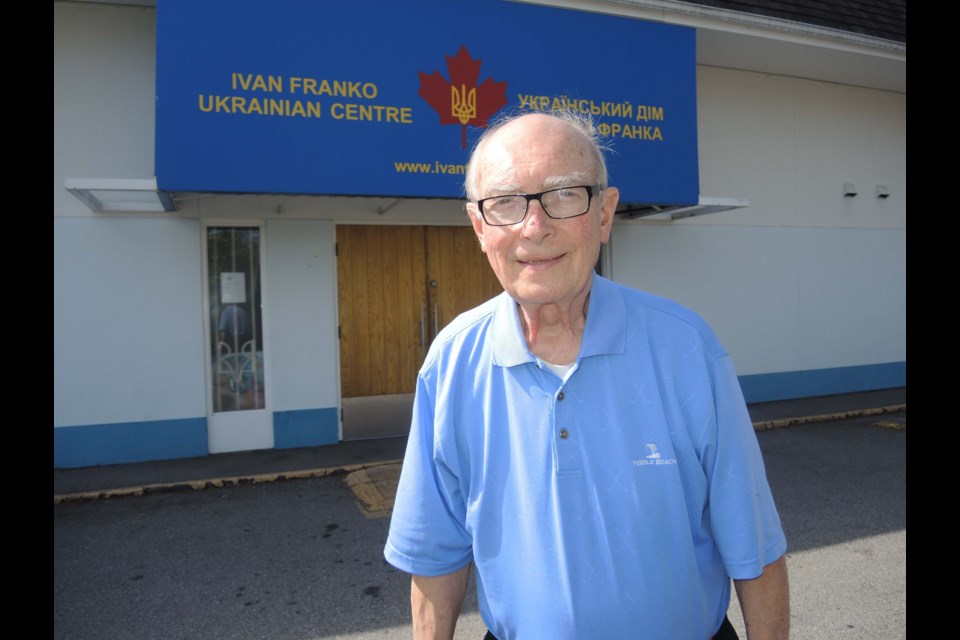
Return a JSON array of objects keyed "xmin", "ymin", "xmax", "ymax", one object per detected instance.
[
  {"xmin": 483, "ymin": 615, "xmax": 739, "ymax": 639},
  {"xmin": 714, "ymin": 615, "xmax": 740, "ymax": 639}
]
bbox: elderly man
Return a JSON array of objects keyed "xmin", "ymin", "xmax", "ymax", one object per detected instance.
[{"xmin": 384, "ymin": 112, "xmax": 789, "ymax": 639}]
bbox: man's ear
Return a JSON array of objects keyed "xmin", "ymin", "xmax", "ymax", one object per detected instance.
[
  {"xmin": 599, "ymin": 186, "xmax": 619, "ymax": 243},
  {"xmin": 467, "ymin": 203, "xmax": 487, "ymax": 252}
]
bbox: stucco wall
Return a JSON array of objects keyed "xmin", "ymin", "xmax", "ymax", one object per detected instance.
[
  {"xmin": 609, "ymin": 67, "xmax": 905, "ymax": 394},
  {"xmin": 265, "ymin": 219, "xmax": 340, "ymax": 412},
  {"xmin": 54, "ymin": 2, "xmax": 156, "ymax": 217},
  {"xmin": 54, "ymin": 216, "xmax": 207, "ymax": 426}
]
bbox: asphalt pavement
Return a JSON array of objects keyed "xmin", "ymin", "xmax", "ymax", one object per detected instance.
[{"xmin": 54, "ymin": 387, "xmax": 906, "ymax": 639}]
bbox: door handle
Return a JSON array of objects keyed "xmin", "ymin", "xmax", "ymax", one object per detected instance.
[{"xmin": 433, "ymin": 303, "xmax": 439, "ymax": 337}]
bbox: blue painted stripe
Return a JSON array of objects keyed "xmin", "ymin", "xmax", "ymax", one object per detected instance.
[
  {"xmin": 738, "ymin": 361, "xmax": 906, "ymax": 404},
  {"xmin": 54, "ymin": 417, "xmax": 208, "ymax": 469},
  {"xmin": 273, "ymin": 408, "xmax": 339, "ymax": 448},
  {"xmin": 53, "ymin": 362, "xmax": 904, "ymax": 468}
]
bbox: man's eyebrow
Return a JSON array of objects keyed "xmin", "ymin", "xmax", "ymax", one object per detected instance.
[
  {"xmin": 542, "ymin": 173, "xmax": 591, "ymax": 189},
  {"xmin": 484, "ymin": 183, "xmax": 524, "ymax": 197},
  {"xmin": 484, "ymin": 173, "xmax": 593, "ymax": 196}
]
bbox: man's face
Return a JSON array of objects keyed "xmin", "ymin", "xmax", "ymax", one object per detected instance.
[{"xmin": 468, "ymin": 115, "xmax": 619, "ymax": 310}]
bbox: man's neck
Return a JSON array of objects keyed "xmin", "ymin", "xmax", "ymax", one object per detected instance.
[{"xmin": 517, "ymin": 293, "xmax": 590, "ymax": 365}]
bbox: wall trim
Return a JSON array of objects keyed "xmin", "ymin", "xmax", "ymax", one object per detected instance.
[
  {"xmin": 273, "ymin": 408, "xmax": 339, "ymax": 449},
  {"xmin": 739, "ymin": 361, "xmax": 906, "ymax": 403},
  {"xmin": 54, "ymin": 417, "xmax": 208, "ymax": 469}
]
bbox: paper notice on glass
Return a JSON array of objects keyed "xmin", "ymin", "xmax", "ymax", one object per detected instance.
[{"xmin": 220, "ymin": 272, "xmax": 247, "ymax": 304}]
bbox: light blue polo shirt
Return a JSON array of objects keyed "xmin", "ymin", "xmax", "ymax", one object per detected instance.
[{"xmin": 385, "ymin": 274, "xmax": 786, "ymax": 639}]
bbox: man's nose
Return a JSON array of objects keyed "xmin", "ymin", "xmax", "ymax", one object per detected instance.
[{"xmin": 521, "ymin": 198, "xmax": 554, "ymax": 240}]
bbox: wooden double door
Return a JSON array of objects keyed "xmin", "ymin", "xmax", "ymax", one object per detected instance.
[{"xmin": 337, "ymin": 225, "xmax": 502, "ymax": 409}]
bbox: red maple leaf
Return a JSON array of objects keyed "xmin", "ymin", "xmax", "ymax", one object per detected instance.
[{"xmin": 418, "ymin": 46, "xmax": 508, "ymax": 149}]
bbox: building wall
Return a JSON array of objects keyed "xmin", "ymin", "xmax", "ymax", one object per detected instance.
[
  {"xmin": 264, "ymin": 219, "xmax": 341, "ymax": 447},
  {"xmin": 695, "ymin": 67, "xmax": 905, "ymax": 230},
  {"xmin": 53, "ymin": 1, "xmax": 905, "ymax": 466},
  {"xmin": 610, "ymin": 225, "xmax": 905, "ymax": 398},
  {"xmin": 609, "ymin": 67, "xmax": 906, "ymax": 400},
  {"xmin": 54, "ymin": 3, "xmax": 209, "ymax": 466},
  {"xmin": 54, "ymin": 216, "xmax": 209, "ymax": 465},
  {"xmin": 53, "ymin": 4, "xmax": 349, "ymax": 463},
  {"xmin": 54, "ymin": 2, "xmax": 155, "ymax": 216}
]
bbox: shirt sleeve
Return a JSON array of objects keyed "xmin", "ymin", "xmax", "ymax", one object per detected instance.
[
  {"xmin": 706, "ymin": 355, "xmax": 787, "ymax": 580},
  {"xmin": 384, "ymin": 371, "xmax": 474, "ymax": 576}
]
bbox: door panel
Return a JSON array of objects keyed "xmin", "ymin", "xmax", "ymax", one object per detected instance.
[
  {"xmin": 426, "ymin": 226, "xmax": 503, "ymax": 334},
  {"xmin": 394, "ymin": 226, "xmax": 428, "ymax": 389},
  {"xmin": 337, "ymin": 225, "xmax": 427, "ymax": 398},
  {"xmin": 337, "ymin": 224, "xmax": 501, "ymax": 439}
]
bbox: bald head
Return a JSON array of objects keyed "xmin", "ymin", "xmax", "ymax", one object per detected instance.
[
  {"xmin": 464, "ymin": 111, "xmax": 609, "ymax": 202},
  {"xmin": 462, "ymin": 109, "xmax": 620, "ymax": 316}
]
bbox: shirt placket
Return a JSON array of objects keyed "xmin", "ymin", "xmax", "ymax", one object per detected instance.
[{"xmin": 541, "ymin": 360, "xmax": 582, "ymax": 476}]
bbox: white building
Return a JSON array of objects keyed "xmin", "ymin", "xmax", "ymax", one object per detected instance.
[{"xmin": 54, "ymin": 0, "xmax": 906, "ymax": 467}]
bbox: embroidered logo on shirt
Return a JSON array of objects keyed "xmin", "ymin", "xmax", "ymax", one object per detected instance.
[{"xmin": 633, "ymin": 443, "xmax": 677, "ymax": 466}]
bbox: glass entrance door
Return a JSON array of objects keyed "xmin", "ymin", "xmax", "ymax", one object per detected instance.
[
  {"xmin": 208, "ymin": 227, "xmax": 265, "ymax": 412},
  {"xmin": 205, "ymin": 225, "xmax": 271, "ymax": 453}
]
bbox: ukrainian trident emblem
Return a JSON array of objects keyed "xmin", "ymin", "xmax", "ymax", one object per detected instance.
[
  {"xmin": 451, "ymin": 84, "xmax": 477, "ymax": 127},
  {"xmin": 419, "ymin": 46, "xmax": 508, "ymax": 149}
]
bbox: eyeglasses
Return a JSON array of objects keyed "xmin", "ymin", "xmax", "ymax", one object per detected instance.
[{"xmin": 474, "ymin": 185, "xmax": 598, "ymax": 226}]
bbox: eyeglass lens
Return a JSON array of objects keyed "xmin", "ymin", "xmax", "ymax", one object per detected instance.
[{"xmin": 482, "ymin": 186, "xmax": 592, "ymax": 225}]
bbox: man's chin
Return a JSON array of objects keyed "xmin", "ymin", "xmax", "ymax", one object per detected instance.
[{"xmin": 506, "ymin": 281, "xmax": 591, "ymax": 309}]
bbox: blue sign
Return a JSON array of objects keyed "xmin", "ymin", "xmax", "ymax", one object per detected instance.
[{"xmin": 156, "ymin": 0, "xmax": 698, "ymax": 204}]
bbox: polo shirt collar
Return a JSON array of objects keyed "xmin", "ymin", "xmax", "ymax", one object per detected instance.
[{"xmin": 490, "ymin": 273, "xmax": 627, "ymax": 368}]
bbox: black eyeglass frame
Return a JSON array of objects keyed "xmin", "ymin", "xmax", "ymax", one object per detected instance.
[{"xmin": 474, "ymin": 185, "xmax": 599, "ymax": 226}]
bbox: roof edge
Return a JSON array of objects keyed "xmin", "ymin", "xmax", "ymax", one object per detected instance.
[{"xmin": 517, "ymin": 0, "xmax": 905, "ymax": 55}]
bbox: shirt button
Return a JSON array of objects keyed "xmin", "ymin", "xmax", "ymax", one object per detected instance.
[
  {"xmin": 559, "ymin": 428, "xmax": 569, "ymax": 440},
  {"xmin": 558, "ymin": 391, "xmax": 565, "ymax": 401}
]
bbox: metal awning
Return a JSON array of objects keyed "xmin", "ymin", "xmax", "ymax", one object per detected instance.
[
  {"xmin": 64, "ymin": 181, "xmax": 747, "ymax": 221},
  {"xmin": 617, "ymin": 196, "xmax": 748, "ymax": 221},
  {"xmin": 65, "ymin": 178, "xmax": 177, "ymax": 213}
]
